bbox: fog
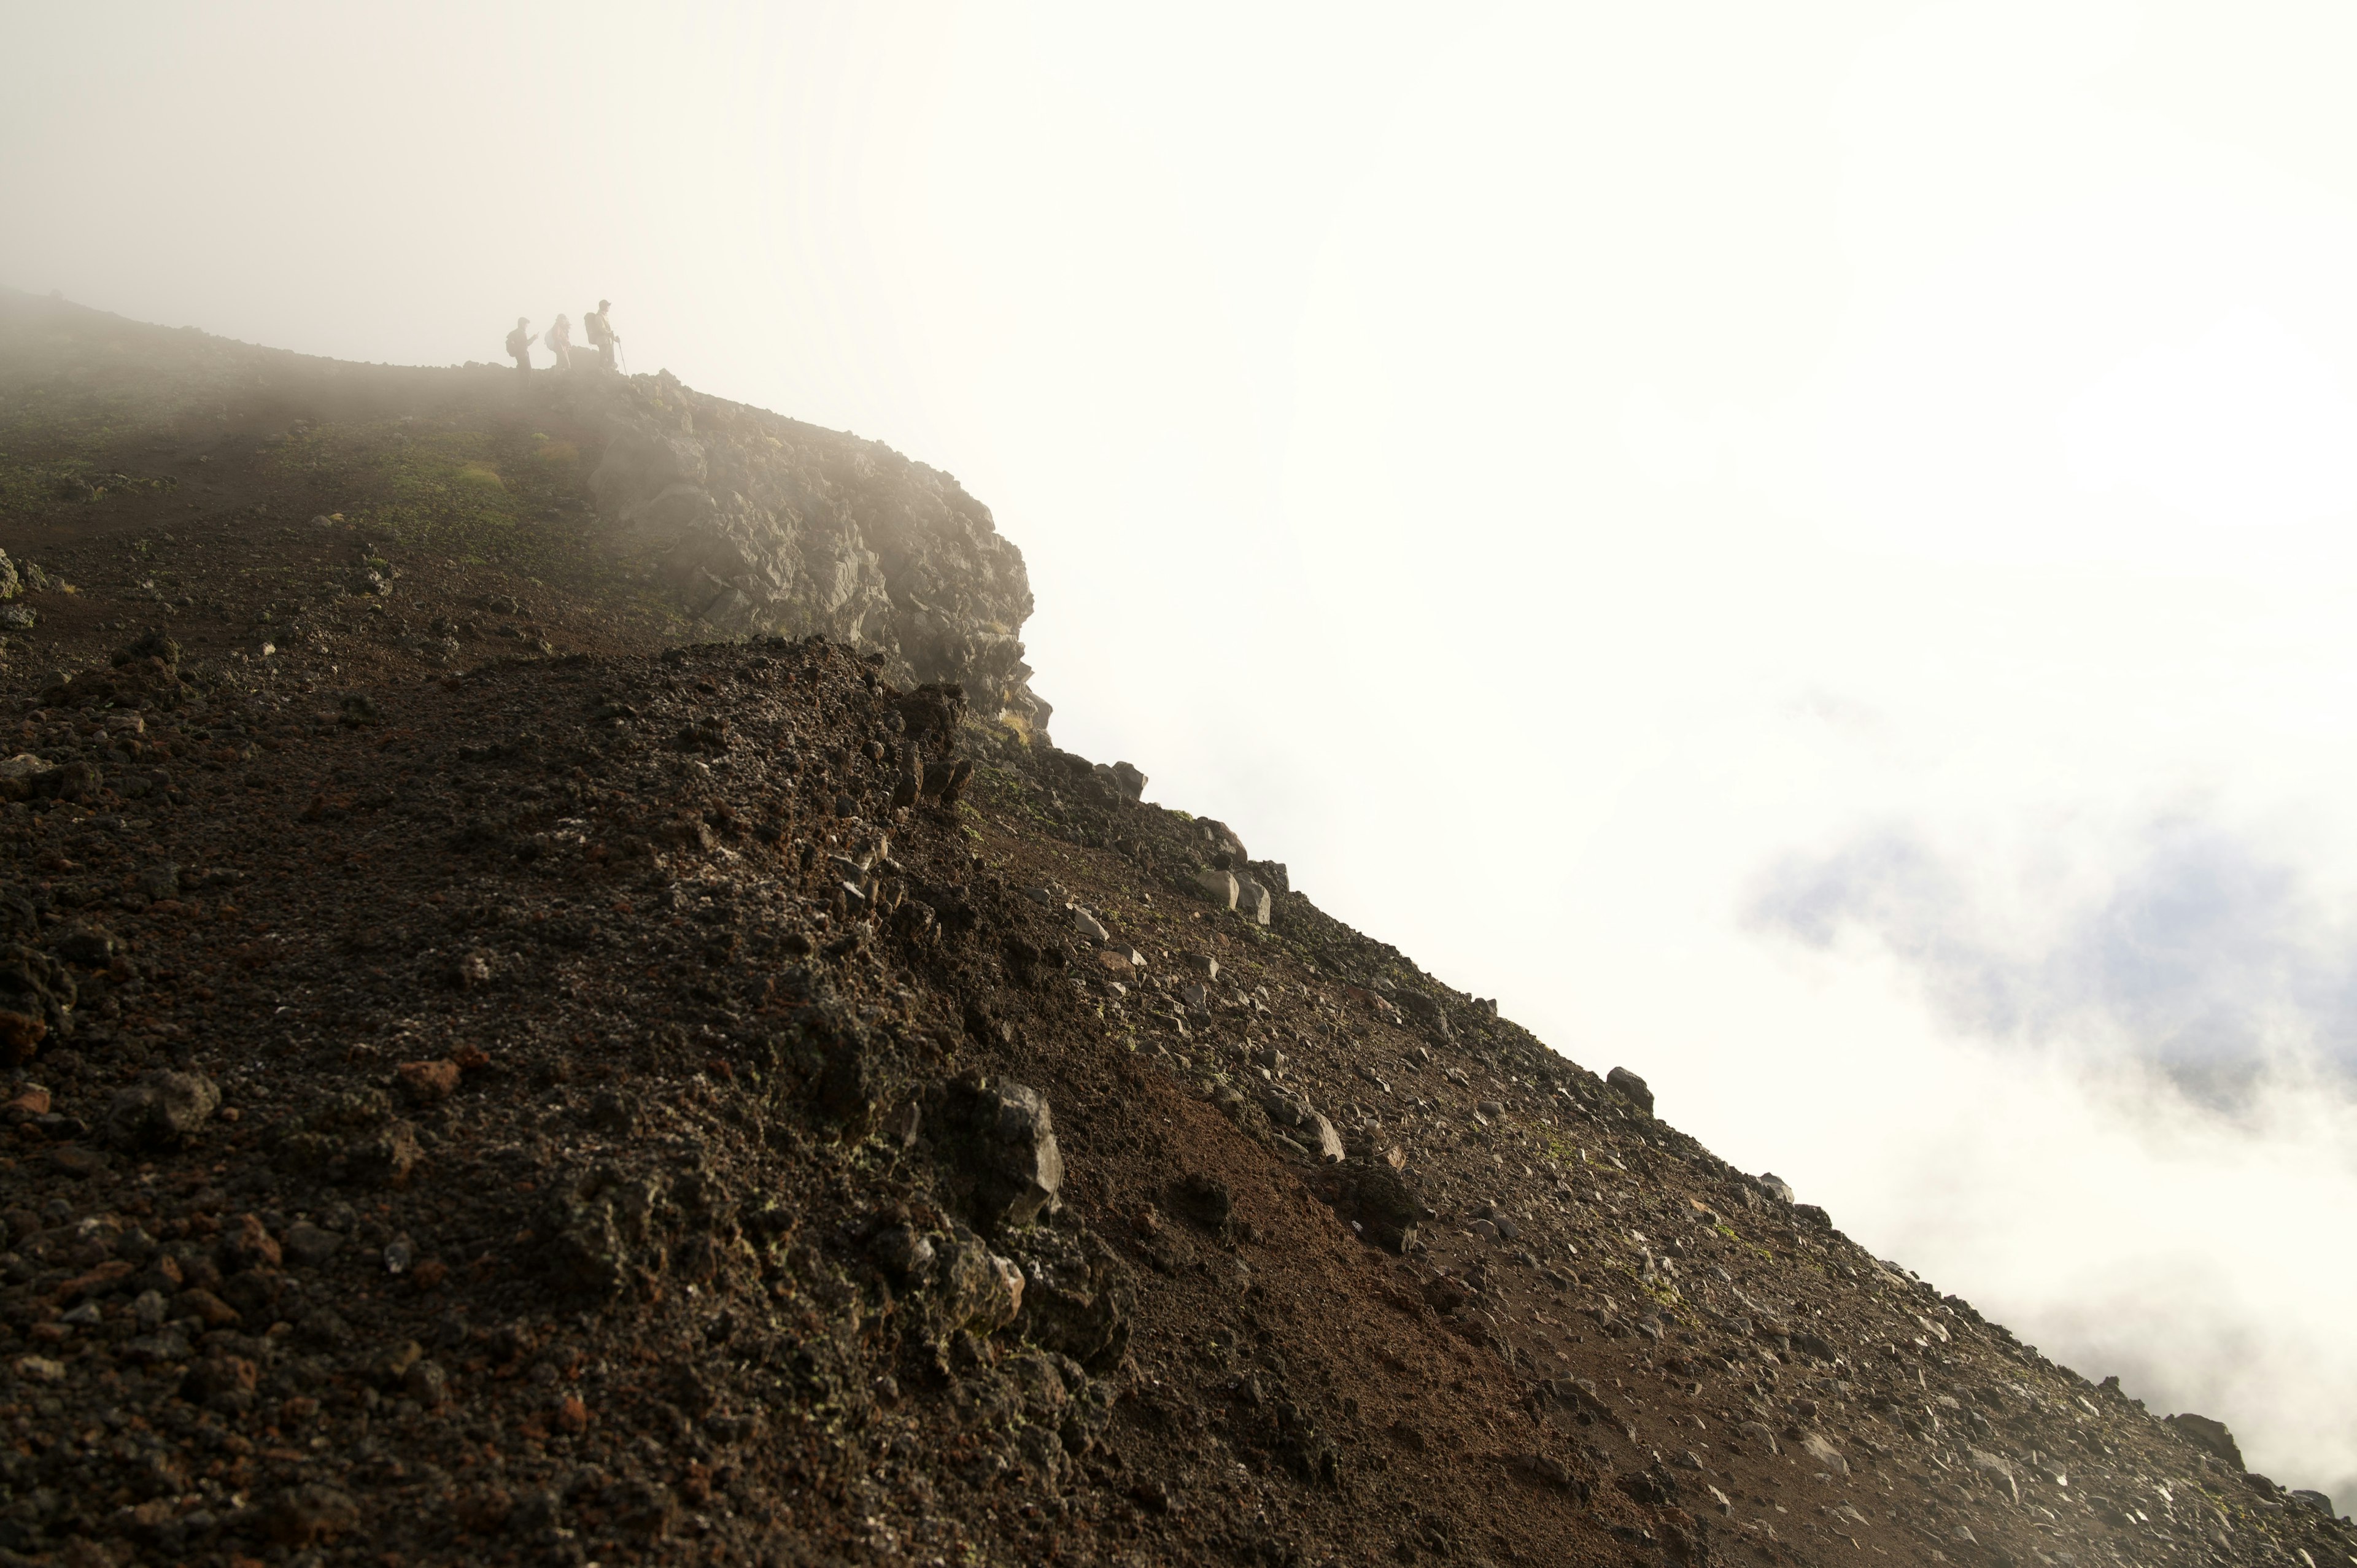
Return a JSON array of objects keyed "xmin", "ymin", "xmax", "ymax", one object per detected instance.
[{"xmin": 10, "ymin": 0, "xmax": 2357, "ymax": 1504}]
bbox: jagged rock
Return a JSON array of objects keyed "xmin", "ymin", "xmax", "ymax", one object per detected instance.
[
  {"xmin": 1326, "ymin": 1159, "xmax": 1420, "ymax": 1253},
  {"xmin": 895, "ymin": 682, "xmax": 969, "ymax": 742},
  {"xmin": 1396, "ymin": 991, "xmax": 1450, "ymax": 1039},
  {"xmin": 104, "ymin": 1071, "xmax": 220, "ymax": 1151},
  {"xmin": 933, "ymin": 1075, "xmax": 1064, "ymax": 1230},
  {"xmin": 1194, "ymin": 868, "xmax": 1239, "ymax": 910},
  {"xmin": 1758, "ymin": 1172, "xmax": 1795, "ymax": 1204},
  {"xmin": 2167, "ymin": 1412, "xmax": 2246, "ymax": 1470},
  {"xmin": 0, "ymin": 754, "xmax": 56, "ymax": 804},
  {"xmin": 937, "ymin": 1230, "xmax": 1024, "ymax": 1332},
  {"xmin": 1237, "ymin": 878, "xmax": 1272, "ymax": 926},
  {"xmin": 558, "ymin": 374, "xmax": 1048, "ymax": 733},
  {"xmin": 1010, "ymin": 1227, "xmax": 1134, "ymax": 1370},
  {"xmin": 921, "ymin": 757, "xmax": 973, "ymax": 803},
  {"xmin": 1797, "ymin": 1431, "xmax": 1849, "ymax": 1475},
  {"xmin": 1966, "ymin": 1446, "xmax": 2019, "ymax": 1502},
  {"xmin": 1261, "ymin": 1090, "xmax": 1344, "ymax": 1162},
  {"xmin": 1195, "ymin": 818, "xmax": 1249, "ymax": 866},
  {"xmin": 1606, "ymin": 1066, "xmax": 1653, "ymax": 1114},
  {"xmin": 41, "ymin": 636, "xmax": 187, "ymax": 710}
]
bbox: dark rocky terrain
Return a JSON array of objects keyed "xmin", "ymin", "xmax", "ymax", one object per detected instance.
[{"xmin": 0, "ymin": 286, "xmax": 2347, "ymax": 1567}]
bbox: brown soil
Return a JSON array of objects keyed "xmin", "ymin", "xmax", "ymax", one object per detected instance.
[{"xmin": 0, "ymin": 290, "xmax": 2344, "ymax": 1567}]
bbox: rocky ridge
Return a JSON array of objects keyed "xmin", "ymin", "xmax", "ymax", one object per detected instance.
[
  {"xmin": 0, "ymin": 291, "xmax": 2345, "ymax": 1567},
  {"xmin": 557, "ymin": 370, "xmax": 1045, "ymax": 737}
]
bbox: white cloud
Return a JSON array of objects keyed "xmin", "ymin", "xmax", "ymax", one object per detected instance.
[{"xmin": 2061, "ymin": 308, "xmax": 2357, "ymax": 532}]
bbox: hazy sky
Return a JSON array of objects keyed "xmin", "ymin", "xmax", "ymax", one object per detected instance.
[{"xmin": 10, "ymin": 0, "xmax": 2357, "ymax": 1502}]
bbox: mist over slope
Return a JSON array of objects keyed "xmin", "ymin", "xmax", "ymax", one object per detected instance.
[{"xmin": 0, "ymin": 290, "xmax": 2347, "ymax": 1566}]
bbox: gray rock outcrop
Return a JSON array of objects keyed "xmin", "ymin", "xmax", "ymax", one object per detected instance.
[
  {"xmin": 556, "ymin": 370, "xmax": 1048, "ymax": 735},
  {"xmin": 934, "ymin": 1074, "xmax": 1065, "ymax": 1230}
]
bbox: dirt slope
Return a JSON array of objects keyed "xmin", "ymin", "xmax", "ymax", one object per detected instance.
[{"xmin": 0, "ymin": 292, "xmax": 2347, "ymax": 1568}]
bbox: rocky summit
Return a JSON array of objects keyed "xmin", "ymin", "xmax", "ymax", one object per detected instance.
[{"xmin": 0, "ymin": 285, "xmax": 2345, "ymax": 1568}]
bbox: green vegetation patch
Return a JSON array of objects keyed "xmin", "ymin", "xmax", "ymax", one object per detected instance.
[{"xmin": 255, "ymin": 419, "xmax": 676, "ymax": 624}]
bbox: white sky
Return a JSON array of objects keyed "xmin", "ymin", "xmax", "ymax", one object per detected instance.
[{"xmin": 9, "ymin": 0, "xmax": 2357, "ymax": 1504}]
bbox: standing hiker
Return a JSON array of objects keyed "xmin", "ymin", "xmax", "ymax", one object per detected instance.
[
  {"xmin": 544, "ymin": 313, "xmax": 574, "ymax": 372},
  {"xmin": 505, "ymin": 316, "xmax": 536, "ymax": 381},
  {"xmin": 584, "ymin": 299, "xmax": 619, "ymax": 374}
]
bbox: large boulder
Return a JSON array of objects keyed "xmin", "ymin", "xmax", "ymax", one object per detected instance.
[{"xmin": 1606, "ymin": 1066, "xmax": 1653, "ymax": 1115}]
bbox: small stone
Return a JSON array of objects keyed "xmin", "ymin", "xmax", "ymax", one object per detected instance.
[
  {"xmin": 1521, "ymin": 1452, "xmax": 1577, "ymax": 1489},
  {"xmin": 12, "ymin": 1355, "xmax": 66, "ymax": 1383},
  {"xmin": 133, "ymin": 1289, "xmax": 168, "ymax": 1330},
  {"xmin": 1072, "ymin": 907, "xmax": 1109, "ymax": 943},
  {"xmin": 48, "ymin": 1144, "xmax": 107, "ymax": 1178},
  {"xmin": 1966, "ymin": 1446, "xmax": 2019, "ymax": 1502},
  {"xmin": 176, "ymin": 1288, "xmax": 241, "ymax": 1327},
  {"xmin": 366, "ymin": 1338, "xmax": 424, "ymax": 1388},
  {"xmin": 261, "ymin": 1484, "xmax": 361, "ymax": 1547},
  {"xmin": 1738, "ymin": 1419, "xmax": 1779, "ymax": 1455},
  {"xmin": 1194, "ymin": 868, "xmax": 1239, "ymax": 910},
  {"xmin": 282, "ymin": 1221, "xmax": 343, "ymax": 1269},
  {"xmin": 1797, "ymin": 1431, "xmax": 1849, "ymax": 1476},
  {"xmin": 222, "ymin": 1212, "xmax": 282, "ymax": 1271},
  {"xmin": 55, "ymin": 925, "xmax": 117, "ymax": 965},
  {"xmin": 344, "ymin": 1120, "xmax": 422, "ymax": 1188},
  {"xmin": 103, "ymin": 1070, "xmax": 220, "ymax": 1151},
  {"xmin": 396, "ymin": 1059, "xmax": 462, "ymax": 1103},
  {"xmin": 403, "ymin": 1358, "xmax": 449, "ymax": 1405}
]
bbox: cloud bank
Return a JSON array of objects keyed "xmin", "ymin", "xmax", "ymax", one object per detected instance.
[{"xmin": 1748, "ymin": 816, "xmax": 2357, "ymax": 1103}]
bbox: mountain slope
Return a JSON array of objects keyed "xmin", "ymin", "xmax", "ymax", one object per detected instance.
[{"xmin": 0, "ymin": 289, "xmax": 2344, "ymax": 1567}]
